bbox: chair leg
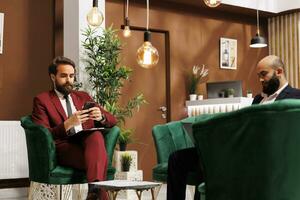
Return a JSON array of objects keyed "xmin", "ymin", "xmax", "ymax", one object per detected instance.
[
  {"xmin": 28, "ymin": 181, "xmax": 34, "ymax": 200},
  {"xmin": 154, "ymin": 183, "xmax": 163, "ymax": 199},
  {"xmin": 60, "ymin": 185, "xmax": 62, "ymax": 200}
]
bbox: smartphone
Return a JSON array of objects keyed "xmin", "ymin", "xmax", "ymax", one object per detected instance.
[{"xmin": 83, "ymin": 101, "xmax": 96, "ymax": 110}]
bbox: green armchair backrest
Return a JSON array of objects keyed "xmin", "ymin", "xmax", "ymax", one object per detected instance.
[
  {"xmin": 20, "ymin": 115, "xmax": 119, "ymax": 184},
  {"xmin": 152, "ymin": 120, "xmax": 200, "ymax": 184},
  {"xmin": 193, "ymin": 99, "xmax": 300, "ymax": 200}
]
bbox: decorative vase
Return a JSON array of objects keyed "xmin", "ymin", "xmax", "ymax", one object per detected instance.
[
  {"xmin": 247, "ymin": 93, "xmax": 253, "ymax": 98},
  {"xmin": 189, "ymin": 94, "xmax": 197, "ymax": 101},
  {"xmin": 228, "ymin": 94, "xmax": 234, "ymax": 98},
  {"xmin": 198, "ymin": 95, "xmax": 204, "ymax": 100}
]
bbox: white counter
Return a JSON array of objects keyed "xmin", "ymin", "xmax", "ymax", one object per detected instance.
[{"xmin": 186, "ymin": 97, "xmax": 253, "ymax": 117}]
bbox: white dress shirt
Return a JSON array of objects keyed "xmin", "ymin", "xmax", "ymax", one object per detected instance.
[
  {"xmin": 55, "ymin": 90, "xmax": 83, "ymax": 133},
  {"xmin": 260, "ymin": 83, "xmax": 288, "ymax": 104}
]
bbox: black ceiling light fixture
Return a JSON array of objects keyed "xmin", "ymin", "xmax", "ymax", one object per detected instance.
[{"xmin": 250, "ymin": 9, "xmax": 267, "ymax": 48}]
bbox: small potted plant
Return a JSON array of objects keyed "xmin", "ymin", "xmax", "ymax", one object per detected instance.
[
  {"xmin": 225, "ymin": 88, "xmax": 235, "ymax": 98},
  {"xmin": 118, "ymin": 128, "xmax": 133, "ymax": 151},
  {"xmin": 188, "ymin": 64, "xmax": 208, "ymax": 101},
  {"xmin": 121, "ymin": 153, "xmax": 133, "ymax": 172}
]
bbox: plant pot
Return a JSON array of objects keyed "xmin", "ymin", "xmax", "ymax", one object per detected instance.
[
  {"xmin": 228, "ymin": 95, "xmax": 234, "ymax": 98},
  {"xmin": 247, "ymin": 93, "xmax": 253, "ymax": 98},
  {"xmin": 119, "ymin": 143, "xmax": 127, "ymax": 151},
  {"xmin": 122, "ymin": 164, "xmax": 130, "ymax": 172},
  {"xmin": 189, "ymin": 94, "xmax": 197, "ymax": 101}
]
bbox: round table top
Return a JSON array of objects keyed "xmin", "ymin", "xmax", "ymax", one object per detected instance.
[{"xmin": 92, "ymin": 180, "xmax": 161, "ymax": 190}]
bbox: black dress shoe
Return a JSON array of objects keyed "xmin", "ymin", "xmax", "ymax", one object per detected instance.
[{"xmin": 86, "ymin": 192, "xmax": 99, "ymax": 200}]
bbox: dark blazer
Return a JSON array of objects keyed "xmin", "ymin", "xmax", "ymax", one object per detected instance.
[
  {"xmin": 252, "ymin": 85, "xmax": 300, "ymax": 104},
  {"xmin": 32, "ymin": 90, "xmax": 117, "ymax": 144}
]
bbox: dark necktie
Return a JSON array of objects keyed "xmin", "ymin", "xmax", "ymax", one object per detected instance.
[{"xmin": 64, "ymin": 95, "xmax": 76, "ymax": 136}]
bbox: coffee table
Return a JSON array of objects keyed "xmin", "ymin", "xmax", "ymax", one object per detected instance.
[{"xmin": 92, "ymin": 180, "xmax": 161, "ymax": 200}]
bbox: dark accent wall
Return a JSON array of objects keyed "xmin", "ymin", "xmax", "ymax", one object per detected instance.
[
  {"xmin": 106, "ymin": 0, "xmax": 269, "ymax": 180},
  {"xmin": 0, "ymin": 0, "xmax": 54, "ymax": 120},
  {"xmin": 106, "ymin": 0, "xmax": 268, "ymax": 121}
]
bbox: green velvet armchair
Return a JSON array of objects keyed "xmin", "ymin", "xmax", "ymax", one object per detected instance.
[
  {"xmin": 152, "ymin": 120, "xmax": 202, "ymax": 185},
  {"xmin": 193, "ymin": 99, "xmax": 300, "ymax": 200},
  {"xmin": 20, "ymin": 115, "xmax": 120, "ymax": 185}
]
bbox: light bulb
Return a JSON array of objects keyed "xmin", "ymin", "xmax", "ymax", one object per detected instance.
[
  {"xmin": 123, "ymin": 26, "xmax": 131, "ymax": 38},
  {"xmin": 87, "ymin": 7, "xmax": 103, "ymax": 27},
  {"xmin": 137, "ymin": 41, "xmax": 159, "ymax": 69},
  {"xmin": 203, "ymin": 0, "xmax": 221, "ymax": 7}
]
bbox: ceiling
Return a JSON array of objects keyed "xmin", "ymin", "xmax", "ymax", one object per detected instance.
[{"xmin": 125, "ymin": 0, "xmax": 300, "ymax": 20}]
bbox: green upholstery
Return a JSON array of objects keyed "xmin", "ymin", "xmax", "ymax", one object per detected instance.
[
  {"xmin": 20, "ymin": 115, "xmax": 119, "ymax": 184},
  {"xmin": 152, "ymin": 120, "xmax": 201, "ymax": 185},
  {"xmin": 193, "ymin": 99, "xmax": 300, "ymax": 200}
]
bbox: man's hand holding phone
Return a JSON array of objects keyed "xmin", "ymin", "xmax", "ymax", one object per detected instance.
[{"xmin": 82, "ymin": 102, "xmax": 104, "ymax": 121}]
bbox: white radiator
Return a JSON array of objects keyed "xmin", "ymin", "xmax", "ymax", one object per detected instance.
[{"xmin": 0, "ymin": 121, "xmax": 28, "ymax": 179}]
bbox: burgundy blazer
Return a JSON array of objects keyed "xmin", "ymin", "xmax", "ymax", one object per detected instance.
[{"xmin": 32, "ymin": 90, "xmax": 117, "ymax": 144}]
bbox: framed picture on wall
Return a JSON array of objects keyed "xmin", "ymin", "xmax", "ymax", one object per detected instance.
[
  {"xmin": 220, "ymin": 37, "xmax": 237, "ymax": 70},
  {"xmin": 0, "ymin": 13, "xmax": 4, "ymax": 54}
]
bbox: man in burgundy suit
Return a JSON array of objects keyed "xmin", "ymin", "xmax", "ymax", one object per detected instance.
[{"xmin": 32, "ymin": 56, "xmax": 117, "ymax": 200}]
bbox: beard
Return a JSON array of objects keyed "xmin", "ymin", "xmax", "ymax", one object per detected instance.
[
  {"xmin": 262, "ymin": 73, "xmax": 280, "ymax": 96},
  {"xmin": 55, "ymin": 81, "xmax": 73, "ymax": 96}
]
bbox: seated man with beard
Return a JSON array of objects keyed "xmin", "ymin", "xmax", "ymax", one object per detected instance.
[
  {"xmin": 32, "ymin": 56, "xmax": 117, "ymax": 200},
  {"xmin": 167, "ymin": 55, "xmax": 300, "ymax": 200},
  {"xmin": 252, "ymin": 55, "xmax": 300, "ymax": 104}
]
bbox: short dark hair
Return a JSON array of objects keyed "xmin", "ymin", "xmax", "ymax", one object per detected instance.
[{"xmin": 48, "ymin": 56, "xmax": 76, "ymax": 75}]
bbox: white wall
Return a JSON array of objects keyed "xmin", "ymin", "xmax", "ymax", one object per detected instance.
[
  {"xmin": 222, "ymin": 0, "xmax": 300, "ymax": 13},
  {"xmin": 64, "ymin": 0, "xmax": 105, "ymax": 91}
]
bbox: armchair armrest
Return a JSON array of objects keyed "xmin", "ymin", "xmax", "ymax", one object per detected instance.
[
  {"xmin": 20, "ymin": 116, "xmax": 57, "ymax": 182},
  {"xmin": 103, "ymin": 126, "xmax": 120, "ymax": 167}
]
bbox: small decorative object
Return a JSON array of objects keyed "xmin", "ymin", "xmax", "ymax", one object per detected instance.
[
  {"xmin": 247, "ymin": 90, "xmax": 253, "ymax": 98},
  {"xmin": 218, "ymin": 90, "xmax": 225, "ymax": 98},
  {"xmin": 121, "ymin": 153, "xmax": 133, "ymax": 172},
  {"xmin": 198, "ymin": 94, "xmax": 204, "ymax": 100},
  {"xmin": 0, "ymin": 13, "xmax": 4, "ymax": 54},
  {"xmin": 220, "ymin": 37, "xmax": 237, "ymax": 70},
  {"xmin": 188, "ymin": 64, "xmax": 209, "ymax": 100},
  {"xmin": 225, "ymin": 88, "xmax": 235, "ymax": 98},
  {"xmin": 118, "ymin": 128, "xmax": 133, "ymax": 151}
]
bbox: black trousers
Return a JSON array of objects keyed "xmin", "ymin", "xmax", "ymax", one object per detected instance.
[{"xmin": 167, "ymin": 147, "xmax": 203, "ymax": 200}]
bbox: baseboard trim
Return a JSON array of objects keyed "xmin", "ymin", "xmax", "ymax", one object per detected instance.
[{"xmin": 0, "ymin": 178, "xmax": 30, "ymax": 189}]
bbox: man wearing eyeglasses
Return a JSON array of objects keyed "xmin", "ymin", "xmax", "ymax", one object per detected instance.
[
  {"xmin": 253, "ymin": 55, "xmax": 300, "ymax": 104},
  {"xmin": 167, "ymin": 55, "xmax": 300, "ymax": 200}
]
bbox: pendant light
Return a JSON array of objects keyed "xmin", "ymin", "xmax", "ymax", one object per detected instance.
[
  {"xmin": 250, "ymin": 9, "xmax": 267, "ymax": 48},
  {"xmin": 123, "ymin": 0, "xmax": 131, "ymax": 38},
  {"xmin": 87, "ymin": 0, "xmax": 104, "ymax": 27},
  {"xmin": 203, "ymin": 0, "xmax": 221, "ymax": 8},
  {"xmin": 136, "ymin": 0, "xmax": 159, "ymax": 69}
]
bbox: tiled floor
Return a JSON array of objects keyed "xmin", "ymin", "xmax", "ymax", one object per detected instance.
[{"xmin": 115, "ymin": 184, "xmax": 195, "ymax": 200}]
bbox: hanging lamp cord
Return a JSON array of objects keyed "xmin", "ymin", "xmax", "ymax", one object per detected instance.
[
  {"xmin": 125, "ymin": 0, "xmax": 129, "ymax": 18},
  {"xmin": 146, "ymin": 0, "xmax": 149, "ymax": 30},
  {"xmin": 256, "ymin": 9, "xmax": 260, "ymax": 35}
]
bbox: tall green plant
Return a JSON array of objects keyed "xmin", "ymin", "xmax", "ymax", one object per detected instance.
[{"xmin": 82, "ymin": 26, "xmax": 146, "ymax": 145}]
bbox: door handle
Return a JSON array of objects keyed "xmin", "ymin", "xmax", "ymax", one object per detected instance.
[{"xmin": 158, "ymin": 106, "xmax": 167, "ymax": 112}]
